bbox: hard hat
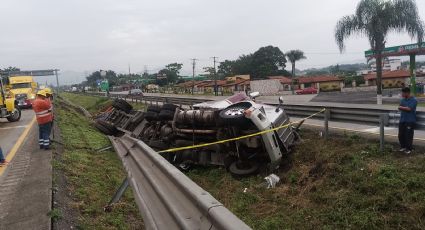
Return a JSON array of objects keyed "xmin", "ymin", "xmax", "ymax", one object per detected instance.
[
  {"xmin": 44, "ymin": 87, "xmax": 53, "ymax": 95},
  {"xmin": 36, "ymin": 89, "xmax": 47, "ymax": 97}
]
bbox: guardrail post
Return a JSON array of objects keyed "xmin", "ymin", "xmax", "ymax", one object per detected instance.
[
  {"xmin": 104, "ymin": 177, "xmax": 129, "ymax": 212},
  {"xmin": 379, "ymin": 114, "xmax": 385, "ymax": 151},
  {"xmin": 324, "ymin": 108, "xmax": 330, "ymax": 139}
]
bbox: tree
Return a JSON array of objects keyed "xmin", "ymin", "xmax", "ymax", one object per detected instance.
[
  {"xmin": 218, "ymin": 60, "xmax": 235, "ymax": 78},
  {"xmin": 286, "ymin": 50, "xmax": 306, "ymax": 77},
  {"xmin": 251, "ymin": 45, "xmax": 287, "ymax": 79},
  {"xmin": 86, "ymin": 70, "xmax": 118, "ymax": 88},
  {"xmin": 285, "ymin": 50, "xmax": 306, "ymax": 93},
  {"xmin": 335, "ymin": 0, "xmax": 424, "ymax": 104},
  {"xmin": 165, "ymin": 63, "xmax": 183, "ymax": 81},
  {"xmin": 203, "ymin": 67, "xmax": 215, "ymax": 79}
]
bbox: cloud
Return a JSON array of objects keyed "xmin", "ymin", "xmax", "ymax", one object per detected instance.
[{"xmin": 0, "ymin": 0, "xmax": 424, "ymax": 83}]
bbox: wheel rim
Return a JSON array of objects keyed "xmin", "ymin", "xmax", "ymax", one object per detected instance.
[
  {"xmin": 224, "ymin": 107, "xmax": 245, "ymax": 116},
  {"xmin": 10, "ymin": 109, "xmax": 20, "ymax": 119}
]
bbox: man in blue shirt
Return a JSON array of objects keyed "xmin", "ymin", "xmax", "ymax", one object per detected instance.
[{"xmin": 398, "ymin": 87, "xmax": 418, "ymax": 154}]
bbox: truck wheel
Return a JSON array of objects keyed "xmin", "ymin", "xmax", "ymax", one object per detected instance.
[
  {"xmin": 7, "ymin": 108, "xmax": 21, "ymax": 122},
  {"xmin": 161, "ymin": 103, "xmax": 178, "ymax": 112},
  {"xmin": 219, "ymin": 102, "xmax": 251, "ymax": 126},
  {"xmin": 94, "ymin": 120, "xmax": 118, "ymax": 136},
  {"xmin": 144, "ymin": 111, "xmax": 159, "ymax": 122},
  {"xmin": 112, "ymin": 99, "xmax": 133, "ymax": 113},
  {"xmin": 158, "ymin": 110, "xmax": 175, "ymax": 121},
  {"xmin": 147, "ymin": 105, "xmax": 161, "ymax": 113},
  {"xmin": 228, "ymin": 160, "xmax": 259, "ymax": 177}
]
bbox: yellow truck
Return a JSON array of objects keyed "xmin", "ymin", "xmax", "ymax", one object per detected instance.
[
  {"xmin": 0, "ymin": 76, "xmax": 21, "ymax": 122},
  {"xmin": 8, "ymin": 76, "xmax": 37, "ymax": 108}
]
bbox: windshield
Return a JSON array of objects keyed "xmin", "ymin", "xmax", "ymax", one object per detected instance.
[{"xmin": 11, "ymin": 83, "xmax": 31, "ymax": 89}]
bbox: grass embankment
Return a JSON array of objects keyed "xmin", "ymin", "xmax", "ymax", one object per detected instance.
[
  {"xmin": 62, "ymin": 92, "xmax": 144, "ymax": 113},
  {"xmin": 55, "ymin": 94, "xmax": 143, "ymax": 229},
  {"xmin": 188, "ymin": 134, "xmax": 425, "ymax": 229},
  {"xmin": 61, "ymin": 93, "xmax": 425, "ymax": 229}
]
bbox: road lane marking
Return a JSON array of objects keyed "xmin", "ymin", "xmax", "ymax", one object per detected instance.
[
  {"xmin": 0, "ymin": 117, "xmax": 36, "ymax": 176},
  {"xmin": 0, "ymin": 126, "xmax": 28, "ymax": 130}
]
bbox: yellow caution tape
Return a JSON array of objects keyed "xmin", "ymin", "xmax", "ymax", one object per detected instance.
[{"xmin": 158, "ymin": 108, "xmax": 326, "ymax": 153}]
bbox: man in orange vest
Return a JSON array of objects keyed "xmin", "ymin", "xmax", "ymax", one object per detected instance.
[{"xmin": 32, "ymin": 90, "xmax": 53, "ymax": 150}]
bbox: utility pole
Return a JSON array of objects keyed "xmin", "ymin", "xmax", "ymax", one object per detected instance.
[
  {"xmin": 211, "ymin": 56, "xmax": 219, "ymax": 96},
  {"xmin": 191, "ymin": 58, "xmax": 198, "ymax": 95}
]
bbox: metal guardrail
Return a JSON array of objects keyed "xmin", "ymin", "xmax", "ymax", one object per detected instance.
[
  {"xmin": 109, "ymin": 134, "xmax": 251, "ymax": 230},
  {"xmin": 80, "ymin": 91, "xmax": 425, "ymax": 130}
]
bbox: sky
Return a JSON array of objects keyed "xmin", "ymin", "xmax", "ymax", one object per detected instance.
[{"xmin": 0, "ymin": 0, "xmax": 424, "ymax": 84}]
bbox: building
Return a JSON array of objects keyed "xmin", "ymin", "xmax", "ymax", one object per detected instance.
[
  {"xmin": 363, "ymin": 70, "xmax": 425, "ymax": 88},
  {"xmin": 267, "ymin": 76, "xmax": 292, "ymax": 90},
  {"xmin": 296, "ymin": 76, "xmax": 344, "ymax": 92},
  {"xmin": 370, "ymin": 58, "xmax": 402, "ymax": 72},
  {"xmin": 225, "ymin": 75, "xmax": 250, "ymax": 82}
]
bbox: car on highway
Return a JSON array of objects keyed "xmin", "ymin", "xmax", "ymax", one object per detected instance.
[
  {"xmin": 128, "ymin": 89, "xmax": 143, "ymax": 96},
  {"xmin": 296, "ymin": 87, "xmax": 318, "ymax": 95},
  {"xmin": 95, "ymin": 92, "xmax": 302, "ymax": 177}
]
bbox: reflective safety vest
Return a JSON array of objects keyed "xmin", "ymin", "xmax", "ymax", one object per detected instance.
[{"xmin": 32, "ymin": 98, "xmax": 53, "ymax": 125}]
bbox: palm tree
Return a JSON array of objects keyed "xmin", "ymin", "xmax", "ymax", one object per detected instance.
[
  {"xmin": 335, "ymin": 0, "xmax": 424, "ymax": 104},
  {"xmin": 285, "ymin": 50, "xmax": 306, "ymax": 94}
]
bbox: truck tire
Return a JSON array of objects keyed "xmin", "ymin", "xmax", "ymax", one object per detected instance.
[
  {"xmin": 112, "ymin": 99, "xmax": 132, "ymax": 113},
  {"xmin": 147, "ymin": 105, "xmax": 161, "ymax": 113},
  {"xmin": 144, "ymin": 111, "xmax": 159, "ymax": 122},
  {"xmin": 94, "ymin": 120, "xmax": 118, "ymax": 136},
  {"xmin": 228, "ymin": 160, "xmax": 259, "ymax": 178},
  {"xmin": 158, "ymin": 110, "xmax": 175, "ymax": 121},
  {"xmin": 161, "ymin": 103, "xmax": 178, "ymax": 112},
  {"xmin": 6, "ymin": 108, "xmax": 21, "ymax": 122},
  {"xmin": 219, "ymin": 102, "xmax": 251, "ymax": 126}
]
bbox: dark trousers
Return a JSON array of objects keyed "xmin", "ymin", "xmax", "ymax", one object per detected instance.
[
  {"xmin": 399, "ymin": 122, "xmax": 415, "ymax": 150},
  {"xmin": 39, "ymin": 122, "xmax": 52, "ymax": 149}
]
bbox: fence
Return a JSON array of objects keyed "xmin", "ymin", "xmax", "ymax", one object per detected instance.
[
  {"xmin": 81, "ymin": 92, "xmax": 425, "ymax": 130},
  {"xmin": 109, "ymin": 134, "xmax": 251, "ymax": 230}
]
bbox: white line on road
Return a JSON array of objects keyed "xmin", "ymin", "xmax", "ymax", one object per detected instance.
[{"xmin": 0, "ymin": 125, "xmax": 28, "ymax": 130}]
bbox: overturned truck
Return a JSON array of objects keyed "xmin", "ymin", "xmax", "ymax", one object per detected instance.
[{"xmin": 95, "ymin": 93, "xmax": 303, "ymax": 177}]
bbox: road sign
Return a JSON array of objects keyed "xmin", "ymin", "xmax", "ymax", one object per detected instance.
[
  {"xmin": 100, "ymin": 80, "xmax": 109, "ymax": 92},
  {"xmin": 365, "ymin": 42, "xmax": 425, "ymax": 58}
]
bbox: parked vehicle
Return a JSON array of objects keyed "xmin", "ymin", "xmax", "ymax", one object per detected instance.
[
  {"xmin": 95, "ymin": 93, "xmax": 302, "ymax": 177},
  {"xmin": 296, "ymin": 87, "xmax": 317, "ymax": 95},
  {"xmin": 128, "ymin": 89, "xmax": 144, "ymax": 96},
  {"xmin": 8, "ymin": 76, "xmax": 37, "ymax": 108},
  {"xmin": 0, "ymin": 76, "xmax": 21, "ymax": 122}
]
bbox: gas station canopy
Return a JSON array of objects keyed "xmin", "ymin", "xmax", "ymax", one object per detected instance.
[{"xmin": 365, "ymin": 42, "xmax": 425, "ymax": 58}]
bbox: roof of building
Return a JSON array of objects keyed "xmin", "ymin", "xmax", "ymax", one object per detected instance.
[
  {"xmin": 267, "ymin": 76, "xmax": 292, "ymax": 84},
  {"xmin": 364, "ymin": 70, "xmax": 411, "ymax": 80},
  {"xmin": 223, "ymin": 79, "xmax": 250, "ymax": 87},
  {"xmin": 296, "ymin": 75, "xmax": 342, "ymax": 84}
]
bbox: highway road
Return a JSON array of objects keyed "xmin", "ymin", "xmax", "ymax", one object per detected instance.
[{"xmin": 0, "ymin": 110, "xmax": 35, "ymax": 158}]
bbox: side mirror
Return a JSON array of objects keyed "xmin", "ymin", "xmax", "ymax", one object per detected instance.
[
  {"xmin": 249, "ymin": 92, "xmax": 260, "ymax": 99},
  {"xmin": 278, "ymin": 96, "xmax": 284, "ymax": 105}
]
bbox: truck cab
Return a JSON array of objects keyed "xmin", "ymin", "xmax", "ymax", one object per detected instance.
[
  {"xmin": 8, "ymin": 76, "xmax": 37, "ymax": 108},
  {"xmin": 0, "ymin": 76, "xmax": 21, "ymax": 122}
]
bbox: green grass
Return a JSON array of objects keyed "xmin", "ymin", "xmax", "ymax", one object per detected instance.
[
  {"xmin": 61, "ymin": 92, "xmax": 144, "ymax": 113},
  {"xmin": 187, "ymin": 133, "xmax": 425, "ymax": 230},
  {"xmin": 61, "ymin": 92, "xmax": 425, "ymax": 229},
  {"xmin": 55, "ymin": 99, "xmax": 143, "ymax": 229}
]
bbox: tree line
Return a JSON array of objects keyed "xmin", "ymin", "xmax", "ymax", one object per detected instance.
[{"xmin": 83, "ymin": 45, "xmax": 307, "ymax": 88}]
